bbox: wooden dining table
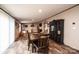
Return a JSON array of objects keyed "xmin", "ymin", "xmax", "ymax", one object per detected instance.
[
  {"xmin": 29, "ymin": 32, "xmax": 50, "ymax": 43},
  {"xmin": 30, "ymin": 32, "xmax": 49, "ymax": 39},
  {"xmin": 32, "ymin": 32, "xmax": 50, "ymax": 36},
  {"xmin": 30, "ymin": 32, "xmax": 49, "ymax": 53}
]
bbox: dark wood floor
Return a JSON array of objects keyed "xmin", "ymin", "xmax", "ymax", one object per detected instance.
[{"xmin": 49, "ymin": 39, "xmax": 79, "ymax": 54}]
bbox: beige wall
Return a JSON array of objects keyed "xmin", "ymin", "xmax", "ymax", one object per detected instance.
[
  {"xmin": 47, "ymin": 6, "xmax": 79, "ymax": 50},
  {"xmin": 23, "ymin": 23, "xmax": 38, "ymax": 33},
  {"xmin": 15, "ymin": 21, "xmax": 21, "ymax": 39},
  {"xmin": 23, "ymin": 23, "xmax": 45, "ymax": 33},
  {"xmin": 15, "ymin": 26, "xmax": 19, "ymax": 39}
]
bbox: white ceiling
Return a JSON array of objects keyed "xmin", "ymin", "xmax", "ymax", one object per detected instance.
[{"xmin": 0, "ymin": 4, "xmax": 75, "ymax": 23}]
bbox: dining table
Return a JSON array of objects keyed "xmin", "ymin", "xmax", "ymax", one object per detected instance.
[{"xmin": 29, "ymin": 32, "xmax": 50, "ymax": 53}]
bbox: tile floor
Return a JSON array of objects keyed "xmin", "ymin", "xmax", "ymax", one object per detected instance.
[{"xmin": 4, "ymin": 39, "xmax": 79, "ymax": 54}]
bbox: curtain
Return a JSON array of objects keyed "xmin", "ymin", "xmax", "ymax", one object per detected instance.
[{"xmin": 0, "ymin": 9, "xmax": 15, "ymax": 53}]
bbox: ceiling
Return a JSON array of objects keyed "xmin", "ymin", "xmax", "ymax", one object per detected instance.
[{"xmin": 0, "ymin": 4, "xmax": 75, "ymax": 23}]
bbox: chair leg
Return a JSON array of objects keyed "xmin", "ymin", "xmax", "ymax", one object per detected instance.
[
  {"xmin": 28, "ymin": 45, "xmax": 30, "ymax": 51},
  {"xmin": 35, "ymin": 47, "xmax": 36, "ymax": 52},
  {"xmin": 32, "ymin": 44, "xmax": 34, "ymax": 53},
  {"xmin": 32, "ymin": 45, "xmax": 37, "ymax": 53},
  {"xmin": 28, "ymin": 46, "xmax": 29, "ymax": 51}
]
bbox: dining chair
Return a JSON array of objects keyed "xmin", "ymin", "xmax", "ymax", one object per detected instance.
[
  {"xmin": 32, "ymin": 36, "xmax": 49, "ymax": 54},
  {"xmin": 27, "ymin": 31, "xmax": 31, "ymax": 51}
]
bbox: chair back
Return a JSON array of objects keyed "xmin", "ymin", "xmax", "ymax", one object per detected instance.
[
  {"xmin": 38, "ymin": 36, "xmax": 49, "ymax": 48},
  {"xmin": 27, "ymin": 31, "xmax": 31, "ymax": 50},
  {"xmin": 32, "ymin": 35, "xmax": 49, "ymax": 53},
  {"xmin": 27, "ymin": 31, "xmax": 30, "ymax": 40}
]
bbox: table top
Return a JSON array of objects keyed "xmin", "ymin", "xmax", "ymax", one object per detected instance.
[
  {"xmin": 31, "ymin": 32, "xmax": 50, "ymax": 35},
  {"xmin": 30, "ymin": 32, "xmax": 49, "ymax": 41}
]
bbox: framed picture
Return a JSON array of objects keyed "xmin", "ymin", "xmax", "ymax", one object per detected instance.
[
  {"xmin": 31, "ymin": 24, "xmax": 34, "ymax": 27},
  {"xmin": 39, "ymin": 23, "xmax": 42, "ymax": 27},
  {"xmin": 25, "ymin": 25, "xmax": 28, "ymax": 27}
]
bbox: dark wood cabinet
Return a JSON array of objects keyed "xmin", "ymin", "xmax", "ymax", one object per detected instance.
[{"xmin": 49, "ymin": 19, "xmax": 64, "ymax": 44}]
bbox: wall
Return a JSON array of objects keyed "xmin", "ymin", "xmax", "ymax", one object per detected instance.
[
  {"xmin": 15, "ymin": 21, "xmax": 21, "ymax": 39},
  {"xmin": 23, "ymin": 22, "xmax": 46, "ymax": 33},
  {"xmin": 0, "ymin": 9, "xmax": 15, "ymax": 53},
  {"xmin": 47, "ymin": 6, "xmax": 79, "ymax": 50},
  {"xmin": 23, "ymin": 23, "xmax": 38, "ymax": 33}
]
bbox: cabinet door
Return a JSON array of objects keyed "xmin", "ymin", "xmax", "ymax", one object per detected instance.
[
  {"xmin": 60, "ymin": 20, "xmax": 64, "ymax": 44},
  {"xmin": 56, "ymin": 20, "xmax": 64, "ymax": 44},
  {"xmin": 49, "ymin": 20, "xmax": 56, "ymax": 39},
  {"xmin": 49, "ymin": 20, "xmax": 64, "ymax": 44}
]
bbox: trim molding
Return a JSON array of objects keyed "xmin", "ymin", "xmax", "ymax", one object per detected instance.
[
  {"xmin": 45, "ymin": 4, "xmax": 79, "ymax": 20},
  {"xmin": 39, "ymin": 4, "xmax": 79, "ymax": 22},
  {"xmin": 0, "ymin": 4, "xmax": 79, "ymax": 24},
  {"xmin": 0, "ymin": 8, "xmax": 21, "ymax": 23}
]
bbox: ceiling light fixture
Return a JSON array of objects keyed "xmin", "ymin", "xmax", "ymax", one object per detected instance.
[{"xmin": 38, "ymin": 9, "xmax": 42, "ymax": 13}]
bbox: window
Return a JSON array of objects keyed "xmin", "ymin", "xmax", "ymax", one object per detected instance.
[{"xmin": 0, "ymin": 9, "xmax": 15, "ymax": 53}]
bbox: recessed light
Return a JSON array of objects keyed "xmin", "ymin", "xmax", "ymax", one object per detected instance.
[{"xmin": 38, "ymin": 9, "xmax": 42, "ymax": 13}]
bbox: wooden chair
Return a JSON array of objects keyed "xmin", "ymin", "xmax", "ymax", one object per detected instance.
[
  {"xmin": 27, "ymin": 31, "xmax": 31, "ymax": 51},
  {"xmin": 27, "ymin": 31, "xmax": 40, "ymax": 52},
  {"xmin": 32, "ymin": 36, "xmax": 49, "ymax": 54}
]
